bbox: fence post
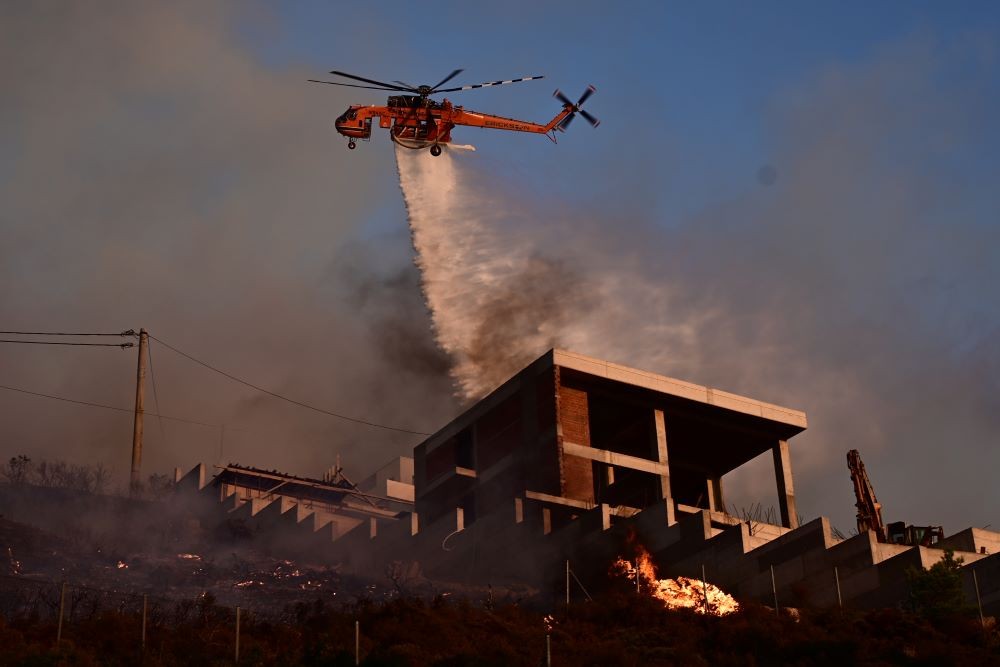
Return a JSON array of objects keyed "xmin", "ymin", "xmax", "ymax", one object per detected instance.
[
  {"xmin": 834, "ymin": 567, "xmax": 843, "ymax": 609},
  {"xmin": 355, "ymin": 620, "xmax": 360, "ymax": 665},
  {"xmin": 565, "ymin": 560, "xmax": 570, "ymax": 606},
  {"xmin": 546, "ymin": 633, "xmax": 551, "ymax": 667},
  {"xmin": 701, "ymin": 564, "xmax": 709, "ymax": 615},
  {"xmin": 235, "ymin": 606, "xmax": 241, "ymax": 664},
  {"xmin": 141, "ymin": 594, "xmax": 148, "ymax": 652},
  {"xmin": 770, "ymin": 564, "xmax": 779, "ymax": 615},
  {"xmin": 973, "ymin": 569, "xmax": 985, "ymax": 629},
  {"xmin": 55, "ymin": 581, "xmax": 66, "ymax": 646}
]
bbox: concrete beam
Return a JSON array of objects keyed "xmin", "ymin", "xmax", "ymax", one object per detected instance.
[
  {"xmin": 562, "ymin": 441, "xmax": 668, "ymax": 476},
  {"xmin": 654, "ymin": 409, "xmax": 672, "ymax": 502},
  {"xmin": 552, "ymin": 349, "xmax": 808, "ymax": 431},
  {"xmin": 420, "ymin": 465, "xmax": 477, "ymax": 497},
  {"xmin": 706, "ymin": 476, "xmax": 725, "ymax": 513},
  {"xmin": 525, "ymin": 489, "xmax": 593, "ymax": 511},
  {"xmin": 524, "ymin": 490, "xmax": 639, "ymax": 522},
  {"xmin": 772, "ymin": 440, "xmax": 798, "ymax": 529}
]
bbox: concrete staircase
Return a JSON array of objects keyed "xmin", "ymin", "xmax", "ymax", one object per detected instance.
[{"xmin": 175, "ymin": 463, "xmax": 1000, "ymax": 614}]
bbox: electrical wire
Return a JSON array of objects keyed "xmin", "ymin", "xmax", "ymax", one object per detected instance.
[
  {"xmin": 148, "ymin": 334, "xmax": 430, "ymax": 436},
  {"xmin": 0, "ymin": 339, "xmax": 133, "ymax": 348},
  {"xmin": 0, "ymin": 330, "xmax": 134, "ymax": 337},
  {"xmin": 0, "ymin": 383, "xmax": 218, "ymax": 428}
]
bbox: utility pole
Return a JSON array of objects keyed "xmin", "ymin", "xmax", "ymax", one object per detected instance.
[{"xmin": 130, "ymin": 328, "xmax": 148, "ymax": 495}]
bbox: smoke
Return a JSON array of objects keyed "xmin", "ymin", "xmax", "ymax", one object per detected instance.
[
  {"xmin": 396, "ymin": 147, "xmax": 698, "ymax": 399},
  {"xmin": 2, "ymin": 3, "xmax": 997, "ymax": 536},
  {"xmin": 396, "ymin": 37, "xmax": 1000, "ymax": 532},
  {"xmin": 0, "ymin": 3, "xmax": 457, "ymax": 483},
  {"xmin": 397, "ymin": 148, "xmax": 594, "ymax": 396}
]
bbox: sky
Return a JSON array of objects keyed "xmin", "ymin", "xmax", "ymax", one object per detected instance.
[{"xmin": 1, "ymin": 1, "xmax": 999, "ymax": 535}]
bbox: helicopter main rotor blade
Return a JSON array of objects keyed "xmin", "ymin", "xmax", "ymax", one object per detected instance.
[
  {"xmin": 576, "ymin": 85, "xmax": 596, "ymax": 107},
  {"xmin": 308, "ymin": 79, "xmax": 404, "ymax": 92},
  {"xmin": 430, "ymin": 69, "xmax": 464, "ymax": 91},
  {"xmin": 553, "ymin": 89, "xmax": 574, "ymax": 107},
  {"xmin": 579, "ymin": 109, "xmax": 600, "ymax": 127},
  {"xmin": 394, "ymin": 80, "xmax": 420, "ymax": 91},
  {"xmin": 329, "ymin": 70, "xmax": 413, "ymax": 92},
  {"xmin": 436, "ymin": 75, "xmax": 544, "ymax": 94}
]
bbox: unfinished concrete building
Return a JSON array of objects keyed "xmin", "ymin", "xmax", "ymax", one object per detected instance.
[
  {"xmin": 175, "ymin": 349, "xmax": 1000, "ymax": 615},
  {"xmin": 414, "ymin": 348, "xmax": 804, "ymax": 537}
]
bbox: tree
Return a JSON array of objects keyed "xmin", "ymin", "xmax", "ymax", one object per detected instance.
[
  {"xmin": 1, "ymin": 455, "xmax": 32, "ymax": 484},
  {"xmin": 146, "ymin": 472, "xmax": 174, "ymax": 499},
  {"xmin": 906, "ymin": 549, "xmax": 968, "ymax": 621}
]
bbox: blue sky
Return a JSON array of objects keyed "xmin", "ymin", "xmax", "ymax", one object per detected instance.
[{"xmin": 246, "ymin": 0, "xmax": 999, "ymax": 223}]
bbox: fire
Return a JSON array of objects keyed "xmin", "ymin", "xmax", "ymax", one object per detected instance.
[
  {"xmin": 8, "ymin": 547, "xmax": 21, "ymax": 575},
  {"xmin": 612, "ymin": 544, "xmax": 739, "ymax": 616}
]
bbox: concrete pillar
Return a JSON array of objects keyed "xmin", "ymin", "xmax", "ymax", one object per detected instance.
[
  {"xmin": 706, "ymin": 476, "xmax": 725, "ymax": 513},
  {"xmin": 653, "ymin": 409, "xmax": 672, "ymax": 503},
  {"xmin": 772, "ymin": 440, "xmax": 798, "ymax": 529}
]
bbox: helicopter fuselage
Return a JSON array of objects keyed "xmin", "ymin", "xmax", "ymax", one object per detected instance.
[{"xmin": 334, "ymin": 96, "xmax": 571, "ymax": 152}]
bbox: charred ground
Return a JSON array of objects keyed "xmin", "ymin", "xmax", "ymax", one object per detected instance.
[{"xmin": 0, "ymin": 483, "xmax": 998, "ymax": 665}]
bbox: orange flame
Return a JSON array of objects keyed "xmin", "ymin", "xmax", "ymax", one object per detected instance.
[{"xmin": 611, "ymin": 542, "xmax": 739, "ymax": 616}]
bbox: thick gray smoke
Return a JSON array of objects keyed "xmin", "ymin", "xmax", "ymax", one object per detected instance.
[
  {"xmin": 0, "ymin": 3, "xmax": 457, "ymax": 485},
  {"xmin": 396, "ymin": 39, "xmax": 1000, "ymax": 533}
]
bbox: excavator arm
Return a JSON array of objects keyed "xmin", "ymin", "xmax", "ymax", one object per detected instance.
[{"xmin": 846, "ymin": 449, "xmax": 886, "ymax": 541}]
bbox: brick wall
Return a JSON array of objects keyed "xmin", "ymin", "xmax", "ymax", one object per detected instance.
[{"xmin": 558, "ymin": 382, "xmax": 595, "ymax": 503}]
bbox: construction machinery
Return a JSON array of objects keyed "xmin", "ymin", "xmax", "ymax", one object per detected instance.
[{"xmin": 846, "ymin": 449, "xmax": 943, "ymax": 547}]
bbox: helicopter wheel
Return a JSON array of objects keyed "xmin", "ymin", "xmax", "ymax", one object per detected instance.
[
  {"xmin": 348, "ymin": 141, "xmax": 356, "ymax": 150},
  {"xmin": 429, "ymin": 144, "xmax": 442, "ymax": 157}
]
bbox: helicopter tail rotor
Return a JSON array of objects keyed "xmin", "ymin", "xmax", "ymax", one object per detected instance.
[{"xmin": 554, "ymin": 85, "xmax": 600, "ymax": 131}]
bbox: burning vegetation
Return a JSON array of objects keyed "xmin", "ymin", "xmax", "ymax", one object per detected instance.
[
  {"xmin": 612, "ymin": 544, "xmax": 740, "ymax": 616},
  {"xmin": 0, "ymin": 506, "xmax": 997, "ymax": 664}
]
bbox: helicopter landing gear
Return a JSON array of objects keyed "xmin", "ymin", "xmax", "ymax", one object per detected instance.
[
  {"xmin": 348, "ymin": 140, "xmax": 356, "ymax": 150},
  {"xmin": 429, "ymin": 144, "xmax": 442, "ymax": 157}
]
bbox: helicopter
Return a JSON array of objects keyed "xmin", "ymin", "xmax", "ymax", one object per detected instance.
[{"xmin": 308, "ymin": 69, "xmax": 599, "ymax": 155}]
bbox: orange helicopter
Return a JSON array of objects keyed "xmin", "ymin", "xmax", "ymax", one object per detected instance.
[{"xmin": 308, "ymin": 69, "xmax": 598, "ymax": 155}]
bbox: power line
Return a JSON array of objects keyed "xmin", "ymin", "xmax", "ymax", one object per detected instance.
[
  {"xmin": 0, "ymin": 339, "xmax": 133, "ymax": 348},
  {"xmin": 0, "ymin": 383, "xmax": 218, "ymax": 428},
  {"xmin": 0, "ymin": 330, "xmax": 134, "ymax": 337},
  {"xmin": 148, "ymin": 334, "xmax": 431, "ymax": 437}
]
